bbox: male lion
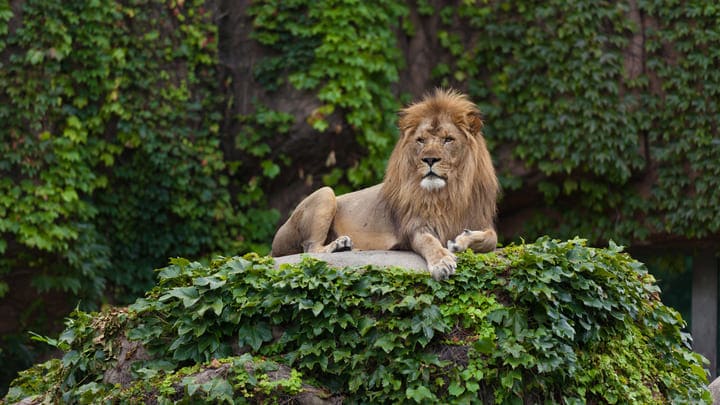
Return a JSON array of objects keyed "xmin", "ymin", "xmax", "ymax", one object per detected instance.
[{"xmin": 271, "ymin": 89, "xmax": 499, "ymax": 280}]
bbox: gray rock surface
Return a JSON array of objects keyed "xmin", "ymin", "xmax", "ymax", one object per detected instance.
[
  {"xmin": 273, "ymin": 250, "xmax": 429, "ymax": 273},
  {"xmin": 710, "ymin": 376, "xmax": 720, "ymax": 404}
]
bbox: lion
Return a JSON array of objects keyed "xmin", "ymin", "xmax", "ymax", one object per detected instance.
[{"xmin": 271, "ymin": 89, "xmax": 499, "ymax": 280}]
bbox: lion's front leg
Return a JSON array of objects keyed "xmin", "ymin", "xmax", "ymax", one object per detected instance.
[
  {"xmin": 411, "ymin": 232, "xmax": 456, "ymax": 281},
  {"xmin": 447, "ymin": 228, "xmax": 497, "ymax": 253}
]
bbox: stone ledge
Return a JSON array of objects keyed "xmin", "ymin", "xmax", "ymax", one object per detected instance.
[{"xmin": 272, "ymin": 250, "xmax": 428, "ymax": 272}]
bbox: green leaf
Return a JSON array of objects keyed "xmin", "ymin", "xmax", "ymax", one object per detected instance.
[
  {"xmin": 448, "ymin": 381, "xmax": 465, "ymax": 396},
  {"xmin": 161, "ymin": 287, "xmax": 201, "ymax": 308},
  {"xmin": 553, "ymin": 318, "xmax": 575, "ymax": 340},
  {"xmin": 311, "ymin": 301, "xmax": 325, "ymax": 316},
  {"xmin": 261, "ymin": 160, "xmax": 280, "ymax": 178},
  {"xmin": 373, "ymin": 334, "xmax": 397, "ymax": 353},
  {"xmin": 238, "ymin": 322, "xmax": 272, "ymax": 351},
  {"xmin": 406, "ymin": 385, "xmax": 435, "ymax": 402},
  {"xmin": 194, "ymin": 276, "xmax": 226, "ymax": 290},
  {"xmin": 466, "ymin": 380, "xmax": 480, "ymax": 393},
  {"xmin": 227, "ymin": 258, "xmax": 251, "ymax": 274},
  {"xmin": 61, "ymin": 189, "xmax": 78, "ymax": 202}
]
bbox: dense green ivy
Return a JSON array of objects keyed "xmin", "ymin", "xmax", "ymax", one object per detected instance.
[
  {"xmin": 0, "ymin": 0, "xmax": 276, "ymax": 301},
  {"xmin": 641, "ymin": 1, "xmax": 720, "ymax": 238},
  {"xmin": 248, "ymin": 0, "xmax": 407, "ymax": 187},
  {"xmin": 2, "ymin": 0, "xmax": 718, "ymax": 397},
  {"xmin": 5, "ymin": 239, "xmax": 711, "ymax": 403},
  {"xmin": 0, "ymin": 0, "xmax": 275, "ymax": 390},
  {"xmin": 433, "ymin": 0, "xmax": 720, "ymax": 242}
]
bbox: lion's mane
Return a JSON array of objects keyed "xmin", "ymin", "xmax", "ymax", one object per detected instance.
[{"xmin": 381, "ymin": 89, "xmax": 498, "ymax": 245}]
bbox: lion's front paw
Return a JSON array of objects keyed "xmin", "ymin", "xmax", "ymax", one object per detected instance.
[
  {"xmin": 327, "ymin": 235, "xmax": 353, "ymax": 253},
  {"xmin": 428, "ymin": 253, "xmax": 457, "ymax": 281},
  {"xmin": 447, "ymin": 239, "xmax": 461, "ymax": 253}
]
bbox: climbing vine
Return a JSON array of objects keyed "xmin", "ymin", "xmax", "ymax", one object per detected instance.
[
  {"xmin": 244, "ymin": 0, "xmax": 718, "ymax": 244},
  {"xmin": 2, "ymin": 0, "xmax": 718, "ymax": 396},
  {"xmin": 4, "ymin": 240, "xmax": 712, "ymax": 403},
  {"xmin": 248, "ymin": 0, "xmax": 407, "ymax": 187},
  {"xmin": 0, "ymin": 0, "xmax": 287, "ymax": 301},
  {"xmin": 640, "ymin": 1, "xmax": 720, "ymax": 238},
  {"xmin": 0, "ymin": 0, "xmax": 273, "ymax": 390},
  {"xmin": 431, "ymin": 0, "xmax": 720, "ymax": 243}
]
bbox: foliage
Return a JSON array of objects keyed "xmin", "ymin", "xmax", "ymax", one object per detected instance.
[
  {"xmin": 2, "ymin": 0, "xmax": 718, "ymax": 398},
  {"xmin": 5, "ymin": 239, "xmax": 711, "ymax": 403},
  {"xmin": 431, "ymin": 0, "xmax": 720, "ymax": 243},
  {"xmin": 0, "ymin": 0, "xmax": 284, "ymax": 300},
  {"xmin": 248, "ymin": 0, "xmax": 407, "ymax": 187},
  {"xmin": 0, "ymin": 0, "xmax": 277, "ymax": 392}
]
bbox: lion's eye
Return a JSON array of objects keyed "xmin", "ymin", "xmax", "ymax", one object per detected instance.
[
  {"xmin": 416, "ymin": 138, "xmax": 425, "ymax": 145},
  {"xmin": 444, "ymin": 137, "xmax": 455, "ymax": 144}
]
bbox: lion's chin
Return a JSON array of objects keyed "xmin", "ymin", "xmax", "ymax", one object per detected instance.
[{"xmin": 420, "ymin": 176, "xmax": 447, "ymax": 191}]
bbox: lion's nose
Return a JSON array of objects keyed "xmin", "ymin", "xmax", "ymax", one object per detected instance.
[{"xmin": 422, "ymin": 157, "xmax": 441, "ymax": 166}]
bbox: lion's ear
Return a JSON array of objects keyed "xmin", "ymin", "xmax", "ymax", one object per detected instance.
[
  {"xmin": 467, "ymin": 112, "xmax": 484, "ymax": 135},
  {"xmin": 397, "ymin": 110, "xmax": 415, "ymax": 137}
]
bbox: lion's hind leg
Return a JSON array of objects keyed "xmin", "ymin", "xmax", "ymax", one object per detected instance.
[
  {"xmin": 271, "ymin": 187, "xmax": 354, "ymax": 256},
  {"xmin": 447, "ymin": 229, "xmax": 497, "ymax": 253}
]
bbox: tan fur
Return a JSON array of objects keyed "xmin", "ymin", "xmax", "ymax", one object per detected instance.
[{"xmin": 271, "ymin": 89, "xmax": 499, "ymax": 280}]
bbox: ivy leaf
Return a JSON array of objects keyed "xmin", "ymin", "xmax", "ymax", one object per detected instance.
[
  {"xmin": 238, "ymin": 322, "xmax": 272, "ymax": 351},
  {"xmin": 197, "ymin": 298, "xmax": 225, "ymax": 317},
  {"xmin": 373, "ymin": 334, "xmax": 397, "ymax": 353},
  {"xmin": 553, "ymin": 318, "xmax": 575, "ymax": 340},
  {"xmin": 161, "ymin": 287, "xmax": 201, "ymax": 308},
  {"xmin": 194, "ymin": 276, "xmax": 226, "ymax": 290},
  {"xmin": 448, "ymin": 381, "xmax": 465, "ymax": 396},
  {"xmin": 226, "ymin": 258, "xmax": 251, "ymax": 274},
  {"xmin": 405, "ymin": 385, "xmax": 435, "ymax": 402},
  {"xmin": 311, "ymin": 301, "xmax": 325, "ymax": 316}
]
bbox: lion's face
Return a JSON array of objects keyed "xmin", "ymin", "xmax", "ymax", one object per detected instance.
[
  {"xmin": 406, "ymin": 118, "xmax": 468, "ymax": 192},
  {"xmin": 381, "ymin": 89, "xmax": 498, "ymax": 242}
]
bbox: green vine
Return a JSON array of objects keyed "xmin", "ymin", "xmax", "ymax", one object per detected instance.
[
  {"xmin": 0, "ymin": 0, "xmax": 274, "ymax": 391},
  {"xmin": 432, "ymin": 1, "xmax": 720, "ymax": 243},
  {"xmin": 0, "ymin": 0, "xmax": 278, "ymax": 300},
  {"xmin": 641, "ymin": 1, "xmax": 720, "ymax": 238},
  {"xmin": 248, "ymin": 0, "xmax": 407, "ymax": 187},
  {"xmin": 5, "ymin": 239, "xmax": 712, "ymax": 403}
]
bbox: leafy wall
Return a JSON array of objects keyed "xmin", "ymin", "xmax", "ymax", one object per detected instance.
[
  {"xmin": 433, "ymin": 0, "xmax": 720, "ymax": 242},
  {"xmin": 234, "ymin": 0, "xmax": 720, "ymax": 246},
  {"xmin": 0, "ymin": 0, "xmax": 254, "ymax": 302},
  {"xmin": 0, "ymin": 0, "xmax": 271, "ymax": 388},
  {"xmin": 1, "ymin": 0, "xmax": 719, "ymax": 395}
]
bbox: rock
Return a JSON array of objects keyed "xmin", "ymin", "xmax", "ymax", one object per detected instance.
[
  {"xmin": 103, "ymin": 336, "xmax": 151, "ymax": 387},
  {"xmin": 272, "ymin": 250, "xmax": 429, "ymax": 272},
  {"xmin": 709, "ymin": 376, "xmax": 720, "ymax": 404}
]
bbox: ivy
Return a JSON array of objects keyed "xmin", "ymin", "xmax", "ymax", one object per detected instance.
[
  {"xmin": 6, "ymin": 239, "xmax": 711, "ymax": 403},
  {"xmin": 243, "ymin": 0, "xmax": 720, "ymax": 243},
  {"xmin": 0, "ymin": 0, "xmax": 279, "ymax": 301},
  {"xmin": 248, "ymin": 0, "xmax": 407, "ymax": 187},
  {"xmin": 640, "ymin": 0, "xmax": 720, "ymax": 238},
  {"xmin": 2, "ymin": 0, "xmax": 718, "ymax": 398},
  {"xmin": 0, "ymin": 0, "xmax": 276, "ymax": 390},
  {"xmin": 431, "ymin": 1, "xmax": 720, "ymax": 243}
]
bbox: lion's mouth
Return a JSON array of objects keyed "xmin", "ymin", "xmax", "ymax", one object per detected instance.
[
  {"xmin": 423, "ymin": 171, "xmax": 446, "ymax": 180},
  {"xmin": 420, "ymin": 171, "xmax": 447, "ymax": 191}
]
